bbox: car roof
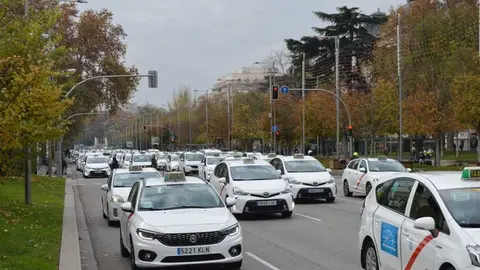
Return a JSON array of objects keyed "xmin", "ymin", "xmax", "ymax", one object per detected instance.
[
  {"xmin": 227, "ymin": 159, "xmax": 270, "ymax": 167},
  {"xmin": 365, "ymin": 158, "xmax": 398, "ymax": 162},
  {"xmin": 280, "ymin": 155, "xmax": 317, "ymax": 161},
  {"xmin": 144, "ymin": 176, "xmax": 206, "ymax": 187},
  {"xmin": 114, "ymin": 168, "xmax": 158, "ymax": 174},
  {"xmin": 416, "ymin": 171, "xmax": 480, "ymax": 190}
]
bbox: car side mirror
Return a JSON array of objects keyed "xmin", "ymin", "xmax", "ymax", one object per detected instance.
[
  {"xmin": 276, "ymin": 169, "xmax": 282, "ymax": 175},
  {"xmin": 407, "ymin": 168, "xmax": 412, "ymax": 172},
  {"xmin": 359, "ymin": 167, "xmax": 367, "ymax": 173},
  {"xmin": 225, "ymin": 197, "xmax": 236, "ymax": 207},
  {"xmin": 326, "ymin": 168, "xmax": 332, "ymax": 173},
  {"xmin": 218, "ymin": 177, "xmax": 226, "ymax": 184},
  {"xmin": 120, "ymin": 202, "xmax": 133, "ymax": 212},
  {"xmin": 100, "ymin": 184, "xmax": 108, "ymax": 191},
  {"xmin": 414, "ymin": 217, "xmax": 437, "ymax": 236}
]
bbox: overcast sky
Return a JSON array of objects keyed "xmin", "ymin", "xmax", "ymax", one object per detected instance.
[{"xmin": 78, "ymin": 0, "xmax": 405, "ymax": 106}]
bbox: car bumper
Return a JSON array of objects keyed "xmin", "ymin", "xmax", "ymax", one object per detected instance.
[
  {"xmin": 84, "ymin": 169, "xmax": 110, "ymax": 177},
  {"xmin": 184, "ymin": 166, "xmax": 199, "ymax": 173},
  {"xmin": 107, "ymin": 201, "xmax": 122, "ymax": 221},
  {"xmin": 132, "ymin": 231, "xmax": 243, "ymax": 268},
  {"xmin": 230, "ymin": 194, "xmax": 294, "ymax": 214},
  {"xmin": 291, "ymin": 183, "xmax": 337, "ymax": 199}
]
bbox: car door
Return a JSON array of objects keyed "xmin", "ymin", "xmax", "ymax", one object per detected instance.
[
  {"xmin": 372, "ymin": 177, "xmax": 415, "ymax": 270},
  {"xmin": 210, "ymin": 163, "xmax": 223, "ymax": 193},
  {"xmin": 346, "ymin": 159, "xmax": 360, "ymax": 189},
  {"xmin": 179, "ymin": 153, "xmax": 185, "ymax": 171},
  {"xmin": 102, "ymin": 173, "xmax": 113, "ymax": 215},
  {"xmin": 199, "ymin": 157, "xmax": 206, "ymax": 178},
  {"xmin": 120, "ymin": 182, "xmax": 139, "ymax": 246},
  {"xmin": 355, "ymin": 159, "xmax": 369, "ymax": 193},
  {"xmin": 401, "ymin": 181, "xmax": 449, "ymax": 270}
]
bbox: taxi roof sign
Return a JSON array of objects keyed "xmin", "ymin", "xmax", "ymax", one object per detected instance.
[
  {"xmin": 164, "ymin": 172, "xmax": 186, "ymax": 182},
  {"xmin": 129, "ymin": 165, "xmax": 143, "ymax": 171},
  {"xmin": 243, "ymin": 158, "xmax": 255, "ymax": 164},
  {"xmin": 293, "ymin": 153, "xmax": 304, "ymax": 159},
  {"xmin": 267, "ymin": 153, "xmax": 277, "ymax": 158},
  {"xmin": 461, "ymin": 167, "xmax": 480, "ymax": 180},
  {"xmin": 377, "ymin": 155, "xmax": 387, "ymax": 161}
]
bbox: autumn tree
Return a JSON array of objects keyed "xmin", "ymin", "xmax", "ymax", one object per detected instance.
[{"xmin": 232, "ymin": 91, "xmax": 267, "ymax": 150}]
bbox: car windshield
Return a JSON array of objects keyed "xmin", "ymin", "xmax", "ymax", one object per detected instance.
[
  {"xmin": 113, "ymin": 172, "xmax": 161, "ymax": 187},
  {"xmin": 157, "ymin": 154, "xmax": 167, "ymax": 160},
  {"xmin": 284, "ymin": 160, "xmax": 326, "ymax": 172},
  {"xmin": 133, "ymin": 155, "xmax": 151, "ymax": 162},
  {"xmin": 368, "ymin": 161, "xmax": 406, "ymax": 172},
  {"xmin": 207, "ymin": 157, "xmax": 224, "ymax": 165},
  {"xmin": 170, "ymin": 155, "xmax": 179, "ymax": 161},
  {"xmin": 230, "ymin": 165, "xmax": 279, "ymax": 181},
  {"xmin": 439, "ymin": 188, "xmax": 480, "ymax": 228},
  {"xmin": 86, "ymin": 156, "xmax": 107, "ymax": 163},
  {"xmin": 205, "ymin": 152, "xmax": 221, "ymax": 156},
  {"xmin": 138, "ymin": 184, "xmax": 224, "ymax": 211},
  {"xmin": 185, "ymin": 153, "xmax": 204, "ymax": 161}
]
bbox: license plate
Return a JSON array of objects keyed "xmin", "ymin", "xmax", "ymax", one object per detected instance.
[
  {"xmin": 177, "ymin": 246, "xmax": 211, "ymax": 256},
  {"xmin": 95, "ymin": 170, "xmax": 102, "ymax": 173},
  {"xmin": 471, "ymin": 170, "xmax": 480, "ymax": 177},
  {"xmin": 308, "ymin": 189, "xmax": 324, "ymax": 193},
  {"xmin": 257, "ymin": 200, "xmax": 277, "ymax": 206}
]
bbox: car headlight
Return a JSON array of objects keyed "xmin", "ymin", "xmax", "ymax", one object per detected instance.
[
  {"xmin": 326, "ymin": 177, "xmax": 335, "ymax": 184},
  {"xmin": 136, "ymin": 228, "xmax": 163, "ymax": 240},
  {"xmin": 287, "ymin": 177, "xmax": 302, "ymax": 185},
  {"xmin": 112, "ymin": 194, "xmax": 124, "ymax": 203},
  {"xmin": 221, "ymin": 224, "xmax": 240, "ymax": 236},
  {"xmin": 467, "ymin": 245, "xmax": 480, "ymax": 267},
  {"xmin": 233, "ymin": 187, "xmax": 249, "ymax": 196},
  {"xmin": 281, "ymin": 186, "xmax": 291, "ymax": 194}
]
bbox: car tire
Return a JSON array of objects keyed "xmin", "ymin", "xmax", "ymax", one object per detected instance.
[
  {"xmin": 326, "ymin": 197, "xmax": 335, "ymax": 203},
  {"xmin": 226, "ymin": 260, "xmax": 242, "ymax": 269},
  {"xmin": 362, "ymin": 240, "xmax": 379, "ymax": 270},
  {"xmin": 343, "ymin": 180, "xmax": 353, "ymax": 197},
  {"xmin": 366, "ymin": 182, "xmax": 372, "ymax": 195},
  {"xmin": 281, "ymin": 211, "xmax": 293, "ymax": 218},
  {"xmin": 120, "ymin": 229, "xmax": 129, "ymax": 257}
]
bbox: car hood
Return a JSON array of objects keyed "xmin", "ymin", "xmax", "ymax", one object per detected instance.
[
  {"xmin": 131, "ymin": 162, "xmax": 151, "ymax": 166},
  {"xmin": 234, "ymin": 179, "xmax": 287, "ymax": 194},
  {"xmin": 170, "ymin": 161, "xmax": 179, "ymax": 166},
  {"xmin": 112, "ymin": 187, "xmax": 132, "ymax": 200},
  {"xmin": 464, "ymin": 228, "xmax": 480, "ymax": 245},
  {"xmin": 140, "ymin": 208, "xmax": 235, "ymax": 232},
  {"xmin": 157, "ymin": 159, "xmax": 167, "ymax": 163},
  {"xmin": 86, "ymin": 163, "xmax": 109, "ymax": 169},
  {"xmin": 185, "ymin": 161, "xmax": 202, "ymax": 166},
  {"xmin": 288, "ymin": 172, "xmax": 332, "ymax": 183}
]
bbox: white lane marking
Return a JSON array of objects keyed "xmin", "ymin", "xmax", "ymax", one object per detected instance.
[
  {"xmin": 294, "ymin": 213, "xmax": 322, "ymax": 222},
  {"xmin": 246, "ymin": 252, "xmax": 282, "ymax": 270}
]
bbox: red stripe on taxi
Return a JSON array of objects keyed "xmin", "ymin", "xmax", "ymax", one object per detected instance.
[{"xmin": 404, "ymin": 234, "xmax": 434, "ymax": 270}]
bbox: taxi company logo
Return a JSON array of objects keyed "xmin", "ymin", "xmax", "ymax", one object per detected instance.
[
  {"xmin": 312, "ymin": 182, "xmax": 318, "ymax": 186},
  {"xmin": 189, "ymin": 234, "xmax": 198, "ymax": 243},
  {"xmin": 263, "ymin": 192, "xmax": 270, "ymax": 197}
]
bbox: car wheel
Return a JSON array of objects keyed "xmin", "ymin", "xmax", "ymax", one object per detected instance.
[
  {"xmin": 102, "ymin": 201, "xmax": 107, "ymax": 218},
  {"xmin": 226, "ymin": 260, "xmax": 242, "ymax": 270},
  {"xmin": 120, "ymin": 229, "xmax": 129, "ymax": 257},
  {"xmin": 362, "ymin": 240, "xmax": 379, "ymax": 270},
  {"xmin": 281, "ymin": 211, "xmax": 293, "ymax": 218},
  {"xmin": 366, "ymin": 182, "xmax": 372, "ymax": 195},
  {"xmin": 326, "ymin": 197, "xmax": 335, "ymax": 203},
  {"xmin": 343, "ymin": 180, "xmax": 353, "ymax": 197}
]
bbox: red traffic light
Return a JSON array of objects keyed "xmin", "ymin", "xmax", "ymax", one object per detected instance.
[
  {"xmin": 275, "ymin": 131, "xmax": 280, "ymax": 136},
  {"xmin": 273, "ymin": 86, "xmax": 279, "ymax": 91},
  {"xmin": 348, "ymin": 125, "xmax": 353, "ymax": 130}
]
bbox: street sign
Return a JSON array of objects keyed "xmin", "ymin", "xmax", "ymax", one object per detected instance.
[
  {"xmin": 151, "ymin": 136, "xmax": 159, "ymax": 145},
  {"xmin": 272, "ymin": 125, "xmax": 279, "ymax": 132},
  {"xmin": 280, "ymin": 86, "xmax": 289, "ymax": 94},
  {"xmin": 126, "ymin": 141, "xmax": 133, "ymax": 148}
]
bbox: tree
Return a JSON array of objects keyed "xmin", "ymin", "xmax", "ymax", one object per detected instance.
[
  {"xmin": 303, "ymin": 92, "xmax": 336, "ymax": 139},
  {"xmin": 232, "ymin": 91, "xmax": 267, "ymax": 149},
  {"xmin": 450, "ymin": 74, "xmax": 480, "ymax": 132}
]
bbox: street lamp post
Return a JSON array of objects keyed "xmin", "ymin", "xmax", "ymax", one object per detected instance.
[{"xmin": 194, "ymin": 89, "xmax": 209, "ymax": 144}]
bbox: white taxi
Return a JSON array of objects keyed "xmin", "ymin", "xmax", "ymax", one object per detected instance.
[
  {"xmin": 198, "ymin": 154, "xmax": 225, "ymax": 181},
  {"xmin": 83, "ymin": 155, "xmax": 111, "ymax": 178},
  {"xmin": 343, "ymin": 157, "xmax": 411, "ymax": 197},
  {"xmin": 209, "ymin": 158, "xmax": 294, "ymax": 218},
  {"xmin": 270, "ymin": 154, "xmax": 336, "ymax": 202},
  {"xmin": 131, "ymin": 153, "xmax": 153, "ymax": 168},
  {"xmin": 119, "ymin": 172, "xmax": 243, "ymax": 269},
  {"xmin": 359, "ymin": 167, "xmax": 480, "ymax": 270},
  {"xmin": 100, "ymin": 166, "xmax": 162, "ymax": 226}
]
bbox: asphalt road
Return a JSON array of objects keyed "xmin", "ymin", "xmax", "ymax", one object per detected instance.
[{"xmin": 72, "ymin": 165, "xmax": 366, "ymax": 270}]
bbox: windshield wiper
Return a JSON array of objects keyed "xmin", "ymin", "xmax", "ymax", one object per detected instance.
[{"xmin": 161, "ymin": 205, "xmax": 211, "ymax": 210}]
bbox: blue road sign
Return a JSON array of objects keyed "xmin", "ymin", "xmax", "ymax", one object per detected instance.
[
  {"xmin": 280, "ymin": 85, "xmax": 289, "ymax": 94},
  {"xmin": 272, "ymin": 125, "xmax": 279, "ymax": 132}
]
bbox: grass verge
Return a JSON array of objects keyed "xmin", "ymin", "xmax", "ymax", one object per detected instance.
[
  {"xmin": 0, "ymin": 175, "xmax": 65, "ymax": 270},
  {"xmin": 412, "ymin": 164, "xmax": 464, "ymax": 172}
]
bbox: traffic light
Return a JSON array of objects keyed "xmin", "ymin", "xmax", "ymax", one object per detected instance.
[
  {"xmin": 275, "ymin": 131, "xmax": 280, "ymax": 136},
  {"xmin": 272, "ymin": 85, "xmax": 279, "ymax": 100},
  {"xmin": 347, "ymin": 125, "xmax": 353, "ymax": 136}
]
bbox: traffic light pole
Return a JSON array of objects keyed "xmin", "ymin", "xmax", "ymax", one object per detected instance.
[
  {"xmin": 289, "ymin": 88, "xmax": 353, "ymax": 158},
  {"xmin": 273, "ymin": 100, "xmax": 277, "ymax": 153}
]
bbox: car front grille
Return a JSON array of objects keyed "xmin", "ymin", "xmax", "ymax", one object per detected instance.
[
  {"xmin": 250, "ymin": 192, "xmax": 280, "ymax": 198},
  {"xmin": 243, "ymin": 199, "xmax": 288, "ymax": 213},
  {"xmin": 297, "ymin": 187, "xmax": 332, "ymax": 198},
  {"xmin": 161, "ymin": 254, "xmax": 225, "ymax": 263},
  {"xmin": 302, "ymin": 182, "xmax": 326, "ymax": 187},
  {"xmin": 157, "ymin": 231, "xmax": 227, "ymax": 246}
]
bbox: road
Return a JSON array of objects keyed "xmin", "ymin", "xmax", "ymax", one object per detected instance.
[{"xmin": 72, "ymin": 165, "xmax": 366, "ymax": 270}]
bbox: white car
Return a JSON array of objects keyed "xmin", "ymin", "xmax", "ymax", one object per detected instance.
[
  {"xmin": 101, "ymin": 167, "xmax": 162, "ymax": 226},
  {"xmin": 131, "ymin": 153, "xmax": 153, "ymax": 168},
  {"xmin": 121, "ymin": 153, "xmax": 132, "ymax": 168},
  {"xmin": 167, "ymin": 154, "xmax": 180, "ymax": 171},
  {"xmin": 83, "ymin": 155, "xmax": 110, "ymax": 178},
  {"xmin": 209, "ymin": 157, "xmax": 294, "ymax": 218},
  {"xmin": 342, "ymin": 157, "xmax": 411, "ymax": 197},
  {"xmin": 199, "ymin": 155, "xmax": 225, "ymax": 181},
  {"xmin": 156, "ymin": 153, "xmax": 168, "ymax": 171},
  {"xmin": 179, "ymin": 152, "xmax": 205, "ymax": 175},
  {"xmin": 119, "ymin": 172, "xmax": 243, "ymax": 269},
  {"xmin": 359, "ymin": 167, "xmax": 480, "ymax": 270},
  {"xmin": 270, "ymin": 154, "xmax": 336, "ymax": 203},
  {"xmin": 76, "ymin": 153, "xmax": 85, "ymax": 171}
]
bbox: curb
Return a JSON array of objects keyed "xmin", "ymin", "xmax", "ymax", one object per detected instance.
[{"xmin": 59, "ymin": 178, "xmax": 81, "ymax": 270}]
